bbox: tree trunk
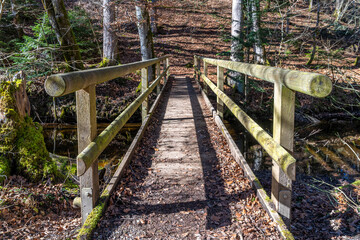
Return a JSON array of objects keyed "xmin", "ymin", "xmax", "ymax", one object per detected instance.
[
  {"xmin": 229, "ymin": 0, "xmax": 245, "ymax": 92},
  {"xmin": 10, "ymin": 0, "xmax": 23, "ymax": 38},
  {"xmin": 251, "ymin": 0, "xmax": 265, "ymax": 64},
  {"xmin": 42, "ymin": 0, "xmax": 84, "ymax": 71},
  {"xmin": 103, "ymin": 0, "xmax": 117, "ymax": 65},
  {"xmin": 306, "ymin": 3, "xmax": 320, "ymax": 65},
  {"xmin": 231, "ymin": 0, "xmax": 244, "ymax": 63},
  {"xmin": 135, "ymin": 0, "xmax": 155, "ymax": 82},
  {"xmin": 150, "ymin": 0, "xmax": 157, "ymax": 35},
  {"xmin": 0, "ymin": 72, "xmax": 59, "ymax": 183},
  {"xmin": 0, "ymin": 0, "xmax": 6, "ymax": 21}
]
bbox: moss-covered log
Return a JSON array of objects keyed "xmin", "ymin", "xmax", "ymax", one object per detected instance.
[{"xmin": 0, "ymin": 73, "xmax": 60, "ymax": 182}]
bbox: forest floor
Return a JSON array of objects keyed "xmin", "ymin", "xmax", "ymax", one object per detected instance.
[{"xmin": 1, "ymin": 0, "xmax": 360, "ymax": 239}]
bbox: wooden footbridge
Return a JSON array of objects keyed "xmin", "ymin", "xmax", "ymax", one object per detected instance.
[{"xmin": 44, "ymin": 56, "xmax": 332, "ymax": 239}]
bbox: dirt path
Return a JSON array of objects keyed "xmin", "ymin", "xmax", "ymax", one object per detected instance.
[{"xmin": 92, "ymin": 77, "xmax": 280, "ymax": 239}]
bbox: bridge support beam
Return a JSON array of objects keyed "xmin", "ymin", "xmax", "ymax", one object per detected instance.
[
  {"xmin": 271, "ymin": 81, "xmax": 295, "ymax": 227},
  {"xmin": 217, "ymin": 66, "xmax": 224, "ymax": 119},
  {"xmin": 76, "ymin": 84, "xmax": 99, "ymax": 225},
  {"xmin": 142, "ymin": 67, "xmax": 149, "ymax": 122}
]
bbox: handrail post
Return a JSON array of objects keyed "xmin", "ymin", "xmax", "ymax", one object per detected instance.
[
  {"xmin": 76, "ymin": 84, "xmax": 99, "ymax": 225},
  {"xmin": 203, "ymin": 60, "xmax": 208, "ymax": 94},
  {"xmin": 271, "ymin": 81, "xmax": 295, "ymax": 226},
  {"xmin": 166, "ymin": 58, "xmax": 170, "ymax": 82},
  {"xmin": 142, "ymin": 67, "xmax": 149, "ymax": 122},
  {"xmin": 156, "ymin": 62, "xmax": 161, "ymax": 95},
  {"xmin": 217, "ymin": 66, "xmax": 224, "ymax": 119},
  {"xmin": 194, "ymin": 56, "xmax": 197, "ymax": 82}
]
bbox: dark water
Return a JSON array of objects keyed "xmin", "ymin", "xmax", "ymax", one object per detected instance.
[
  {"xmin": 42, "ymin": 123, "xmax": 140, "ymax": 169},
  {"xmin": 224, "ymin": 119, "xmax": 360, "ymax": 181}
]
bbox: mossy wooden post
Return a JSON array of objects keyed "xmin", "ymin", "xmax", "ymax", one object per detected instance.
[
  {"xmin": 203, "ymin": 60, "xmax": 208, "ymax": 95},
  {"xmin": 156, "ymin": 62, "xmax": 161, "ymax": 95},
  {"xmin": 142, "ymin": 68, "xmax": 149, "ymax": 122},
  {"xmin": 271, "ymin": 81, "xmax": 295, "ymax": 226},
  {"xmin": 217, "ymin": 66, "xmax": 224, "ymax": 119},
  {"xmin": 76, "ymin": 84, "xmax": 99, "ymax": 225}
]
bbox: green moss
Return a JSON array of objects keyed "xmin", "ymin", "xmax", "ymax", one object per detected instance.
[
  {"xmin": 16, "ymin": 117, "xmax": 59, "ymax": 181},
  {"xmin": 0, "ymin": 155, "xmax": 10, "ymax": 182},
  {"xmin": 352, "ymin": 180, "xmax": 360, "ymax": 186},
  {"xmin": 77, "ymin": 191, "xmax": 110, "ymax": 240},
  {"xmin": 0, "ymin": 79, "xmax": 61, "ymax": 183}
]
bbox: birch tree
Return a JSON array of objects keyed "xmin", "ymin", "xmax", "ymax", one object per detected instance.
[
  {"xmin": 0, "ymin": 0, "xmax": 6, "ymax": 21},
  {"xmin": 103, "ymin": 0, "xmax": 117, "ymax": 65},
  {"xmin": 251, "ymin": 0, "xmax": 265, "ymax": 64},
  {"xmin": 135, "ymin": 0, "xmax": 155, "ymax": 82},
  {"xmin": 42, "ymin": 0, "xmax": 84, "ymax": 71}
]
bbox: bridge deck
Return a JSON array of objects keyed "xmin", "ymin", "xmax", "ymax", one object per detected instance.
[{"xmin": 93, "ymin": 77, "xmax": 280, "ymax": 239}]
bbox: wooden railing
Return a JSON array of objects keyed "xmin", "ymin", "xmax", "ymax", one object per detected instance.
[
  {"xmin": 45, "ymin": 56, "xmax": 170, "ymax": 224},
  {"xmin": 194, "ymin": 55, "xmax": 332, "ymax": 224}
]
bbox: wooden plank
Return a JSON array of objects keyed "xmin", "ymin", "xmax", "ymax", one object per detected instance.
[
  {"xmin": 142, "ymin": 68, "xmax": 149, "ymax": 122},
  {"xmin": 196, "ymin": 56, "xmax": 332, "ymax": 98},
  {"xmin": 45, "ymin": 56, "xmax": 169, "ymax": 97},
  {"xmin": 76, "ymin": 85, "xmax": 99, "ymax": 225},
  {"xmin": 195, "ymin": 78, "xmax": 294, "ymax": 240},
  {"xmin": 271, "ymin": 82, "xmax": 295, "ymax": 225},
  {"xmin": 76, "ymin": 74, "xmax": 170, "ymax": 240},
  {"xmin": 217, "ymin": 66, "xmax": 224, "ymax": 119}
]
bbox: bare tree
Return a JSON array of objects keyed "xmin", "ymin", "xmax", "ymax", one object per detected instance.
[
  {"xmin": 307, "ymin": 2, "xmax": 321, "ymax": 65},
  {"xmin": 0, "ymin": 0, "xmax": 6, "ymax": 21},
  {"xmin": 229, "ymin": 0, "xmax": 245, "ymax": 91},
  {"xmin": 10, "ymin": 0, "xmax": 23, "ymax": 38},
  {"xmin": 251, "ymin": 0, "xmax": 265, "ymax": 64},
  {"xmin": 103, "ymin": 0, "xmax": 117, "ymax": 65},
  {"xmin": 42, "ymin": 0, "xmax": 84, "ymax": 71},
  {"xmin": 135, "ymin": 0, "xmax": 155, "ymax": 82},
  {"xmin": 150, "ymin": 0, "xmax": 157, "ymax": 35}
]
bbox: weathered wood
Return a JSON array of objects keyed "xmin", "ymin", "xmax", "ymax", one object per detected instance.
[
  {"xmin": 203, "ymin": 60, "xmax": 208, "ymax": 94},
  {"xmin": 166, "ymin": 58, "xmax": 170, "ymax": 82},
  {"xmin": 217, "ymin": 66, "xmax": 224, "ymax": 119},
  {"xmin": 196, "ymin": 56, "xmax": 332, "ymax": 98},
  {"xmin": 201, "ymin": 73, "xmax": 296, "ymax": 181},
  {"xmin": 142, "ymin": 68, "xmax": 149, "ymax": 122},
  {"xmin": 271, "ymin": 82, "xmax": 295, "ymax": 225},
  {"xmin": 45, "ymin": 56, "xmax": 168, "ymax": 97},
  {"xmin": 76, "ymin": 85, "xmax": 99, "ymax": 224},
  {"xmin": 156, "ymin": 62, "xmax": 161, "ymax": 95},
  {"xmin": 197, "ymin": 78, "xmax": 294, "ymax": 240},
  {"xmin": 76, "ymin": 72, "xmax": 170, "ymax": 240},
  {"xmin": 77, "ymin": 69, "xmax": 168, "ymax": 176}
]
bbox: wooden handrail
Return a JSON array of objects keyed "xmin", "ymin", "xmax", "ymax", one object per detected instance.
[
  {"xmin": 194, "ymin": 55, "xmax": 332, "ymax": 226},
  {"xmin": 195, "ymin": 56, "xmax": 332, "ymax": 97},
  {"xmin": 44, "ymin": 56, "xmax": 170, "ymax": 225},
  {"xmin": 45, "ymin": 56, "xmax": 169, "ymax": 97},
  {"xmin": 200, "ymin": 73, "xmax": 296, "ymax": 180},
  {"xmin": 77, "ymin": 67, "xmax": 169, "ymax": 176}
]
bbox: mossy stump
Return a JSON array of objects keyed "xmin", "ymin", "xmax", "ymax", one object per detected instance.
[{"xmin": 0, "ymin": 73, "xmax": 58, "ymax": 183}]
